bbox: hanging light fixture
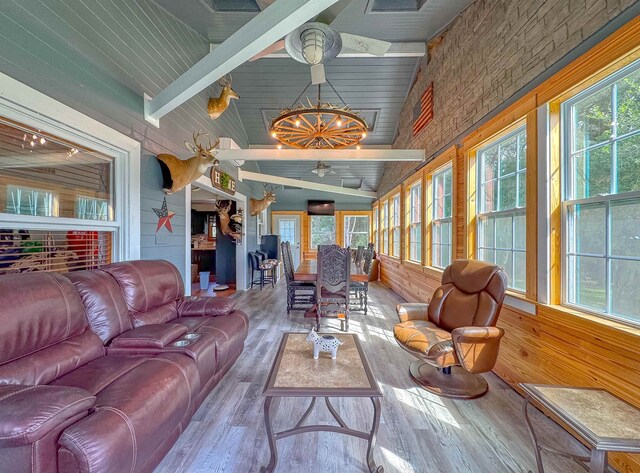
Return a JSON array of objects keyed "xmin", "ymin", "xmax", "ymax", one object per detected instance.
[{"xmin": 270, "ymin": 80, "xmax": 368, "ymax": 149}]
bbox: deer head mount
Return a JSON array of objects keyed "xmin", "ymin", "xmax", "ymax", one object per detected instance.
[
  {"xmin": 213, "ymin": 200, "xmax": 243, "ymax": 242},
  {"xmin": 157, "ymin": 131, "xmax": 220, "ymax": 194},
  {"xmin": 249, "ymin": 184, "xmax": 277, "ymax": 216},
  {"xmin": 207, "ymin": 76, "xmax": 240, "ymax": 120}
]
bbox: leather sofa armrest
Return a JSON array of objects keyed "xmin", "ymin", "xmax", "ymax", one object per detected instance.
[
  {"xmin": 396, "ymin": 303, "xmax": 429, "ymax": 323},
  {"xmin": 0, "ymin": 385, "xmax": 95, "ymax": 447},
  {"xmin": 451, "ymin": 326, "xmax": 505, "ymax": 374},
  {"xmin": 177, "ymin": 296, "xmax": 236, "ymax": 317},
  {"xmin": 110, "ymin": 324, "xmax": 188, "ymax": 349}
]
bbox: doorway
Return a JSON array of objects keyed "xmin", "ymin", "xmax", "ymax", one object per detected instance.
[{"xmin": 273, "ymin": 214, "xmax": 301, "ymax": 268}]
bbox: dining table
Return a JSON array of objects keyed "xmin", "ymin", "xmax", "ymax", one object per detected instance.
[{"xmin": 293, "ymin": 259, "xmax": 369, "ymax": 283}]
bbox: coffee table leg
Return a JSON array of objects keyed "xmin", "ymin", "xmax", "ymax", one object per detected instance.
[
  {"xmin": 522, "ymin": 396, "xmax": 545, "ymax": 473},
  {"xmin": 261, "ymin": 396, "xmax": 278, "ymax": 473},
  {"xmin": 366, "ymin": 397, "xmax": 384, "ymax": 473},
  {"xmin": 589, "ymin": 449, "xmax": 607, "ymax": 473}
]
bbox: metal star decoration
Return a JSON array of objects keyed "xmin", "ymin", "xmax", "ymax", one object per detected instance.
[{"xmin": 153, "ymin": 197, "xmax": 176, "ymax": 233}]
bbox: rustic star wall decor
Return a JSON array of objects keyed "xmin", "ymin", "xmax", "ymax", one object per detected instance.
[{"xmin": 153, "ymin": 197, "xmax": 176, "ymax": 233}]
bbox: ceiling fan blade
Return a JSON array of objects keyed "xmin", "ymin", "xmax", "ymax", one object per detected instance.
[
  {"xmin": 339, "ymin": 32, "xmax": 391, "ymax": 56},
  {"xmin": 330, "ymin": 165, "xmax": 350, "ymax": 168},
  {"xmin": 310, "ymin": 63, "xmax": 326, "ymax": 85},
  {"xmin": 316, "ymin": 0, "xmax": 353, "ymax": 24},
  {"xmin": 249, "ymin": 39, "xmax": 285, "ymax": 62},
  {"xmin": 255, "ymin": 0, "xmax": 276, "ymax": 10}
]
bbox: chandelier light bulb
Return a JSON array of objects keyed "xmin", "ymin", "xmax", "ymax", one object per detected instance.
[
  {"xmin": 362, "ymin": 132, "xmax": 367, "ymax": 139},
  {"xmin": 30, "ymin": 140, "xmax": 35, "ymax": 147},
  {"xmin": 277, "ymin": 144, "xmax": 282, "ymax": 149},
  {"xmin": 295, "ymin": 117, "xmax": 301, "ymax": 127},
  {"xmin": 271, "ymin": 131, "xmax": 277, "ymax": 138},
  {"xmin": 356, "ymin": 145, "xmax": 361, "ymax": 150},
  {"xmin": 336, "ymin": 119, "xmax": 343, "ymax": 127},
  {"xmin": 40, "ymin": 137, "xmax": 46, "ymax": 145},
  {"xmin": 32, "ymin": 134, "xmax": 37, "ymax": 140}
]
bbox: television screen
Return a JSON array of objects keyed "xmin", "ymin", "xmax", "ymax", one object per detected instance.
[{"xmin": 307, "ymin": 200, "xmax": 335, "ymax": 216}]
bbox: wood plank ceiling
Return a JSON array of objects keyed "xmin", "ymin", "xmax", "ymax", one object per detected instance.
[{"xmin": 151, "ymin": 0, "xmax": 473, "ymax": 201}]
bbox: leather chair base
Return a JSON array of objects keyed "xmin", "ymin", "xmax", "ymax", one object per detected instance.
[{"xmin": 409, "ymin": 361, "xmax": 489, "ymax": 399}]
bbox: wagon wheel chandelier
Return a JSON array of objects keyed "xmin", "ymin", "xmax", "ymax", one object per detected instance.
[{"xmin": 270, "ymin": 81, "xmax": 368, "ymax": 149}]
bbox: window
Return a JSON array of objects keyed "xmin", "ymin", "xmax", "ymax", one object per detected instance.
[
  {"xmin": 432, "ymin": 165, "xmax": 453, "ymax": 269},
  {"xmin": 563, "ymin": 61, "xmax": 640, "ymax": 323},
  {"xmin": 310, "ymin": 216, "xmax": 335, "ymax": 248},
  {"xmin": 408, "ymin": 182, "xmax": 422, "ymax": 262},
  {"xmin": 372, "ymin": 207, "xmax": 379, "ymax": 252},
  {"xmin": 391, "ymin": 194, "xmax": 400, "ymax": 257},
  {"xmin": 0, "ymin": 119, "xmax": 117, "ymax": 275},
  {"xmin": 381, "ymin": 201, "xmax": 389, "ymax": 254},
  {"xmin": 344, "ymin": 215, "xmax": 369, "ymax": 248},
  {"xmin": 476, "ymin": 125, "xmax": 527, "ymax": 291}
]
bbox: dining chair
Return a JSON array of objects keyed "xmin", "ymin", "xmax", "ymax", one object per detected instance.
[
  {"xmin": 281, "ymin": 241, "xmax": 315, "ymax": 314},
  {"xmin": 317, "ymin": 244, "xmax": 351, "ymax": 331},
  {"xmin": 351, "ymin": 243, "xmax": 374, "ymax": 314}
]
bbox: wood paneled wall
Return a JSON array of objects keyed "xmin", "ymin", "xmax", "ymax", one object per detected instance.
[{"xmin": 376, "ymin": 17, "xmax": 640, "ymax": 473}]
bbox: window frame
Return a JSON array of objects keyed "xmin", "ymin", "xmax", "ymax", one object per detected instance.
[
  {"xmin": 309, "ymin": 215, "xmax": 336, "ymax": 249},
  {"xmin": 381, "ymin": 200, "xmax": 389, "ymax": 255},
  {"xmin": 372, "ymin": 206, "xmax": 379, "ymax": 253},
  {"xmin": 474, "ymin": 123, "xmax": 528, "ymax": 293},
  {"xmin": 560, "ymin": 59, "xmax": 640, "ymax": 323},
  {"xmin": 343, "ymin": 214, "xmax": 370, "ymax": 248},
  {"xmin": 431, "ymin": 163, "xmax": 454, "ymax": 270},
  {"xmin": 407, "ymin": 180, "xmax": 422, "ymax": 263},
  {"xmin": 390, "ymin": 193, "xmax": 401, "ymax": 258},
  {"xmin": 0, "ymin": 72, "xmax": 140, "ymax": 263}
]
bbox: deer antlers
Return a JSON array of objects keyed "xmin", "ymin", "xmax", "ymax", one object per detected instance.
[
  {"xmin": 263, "ymin": 183, "xmax": 277, "ymax": 193},
  {"xmin": 185, "ymin": 130, "xmax": 220, "ymax": 157}
]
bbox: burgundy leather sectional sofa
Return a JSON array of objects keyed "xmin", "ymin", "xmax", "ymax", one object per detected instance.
[{"xmin": 0, "ymin": 260, "xmax": 248, "ymax": 473}]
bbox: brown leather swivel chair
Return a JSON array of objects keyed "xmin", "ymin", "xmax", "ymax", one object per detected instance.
[{"xmin": 394, "ymin": 260, "xmax": 507, "ymax": 399}]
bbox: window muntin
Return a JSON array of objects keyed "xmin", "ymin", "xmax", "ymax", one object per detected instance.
[
  {"xmin": 344, "ymin": 215, "xmax": 370, "ymax": 248},
  {"xmin": 432, "ymin": 165, "xmax": 453, "ymax": 269},
  {"xmin": 563, "ymin": 61, "xmax": 640, "ymax": 323},
  {"xmin": 476, "ymin": 125, "xmax": 527, "ymax": 291},
  {"xmin": 381, "ymin": 201, "xmax": 389, "ymax": 254},
  {"xmin": 372, "ymin": 207, "xmax": 379, "ymax": 253},
  {"xmin": 391, "ymin": 194, "xmax": 400, "ymax": 257},
  {"xmin": 310, "ymin": 216, "xmax": 336, "ymax": 248},
  {"xmin": 408, "ymin": 182, "xmax": 422, "ymax": 263}
]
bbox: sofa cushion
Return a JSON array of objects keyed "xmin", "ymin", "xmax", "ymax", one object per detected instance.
[
  {"xmin": 103, "ymin": 260, "xmax": 184, "ymax": 318},
  {"xmin": 177, "ymin": 295, "xmax": 236, "ymax": 317},
  {"xmin": 0, "ymin": 272, "xmax": 105, "ymax": 385},
  {"xmin": 110, "ymin": 324, "xmax": 188, "ymax": 349},
  {"xmin": 57, "ymin": 355, "xmax": 196, "ymax": 473},
  {"xmin": 65, "ymin": 270, "xmax": 132, "ymax": 343}
]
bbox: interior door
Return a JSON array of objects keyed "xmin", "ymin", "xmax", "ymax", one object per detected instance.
[{"xmin": 274, "ymin": 215, "xmax": 301, "ymax": 268}]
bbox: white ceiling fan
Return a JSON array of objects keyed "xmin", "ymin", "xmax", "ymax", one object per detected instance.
[
  {"xmin": 307, "ymin": 161, "xmax": 349, "ymax": 178},
  {"xmin": 250, "ymin": 0, "xmax": 391, "ymax": 84}
]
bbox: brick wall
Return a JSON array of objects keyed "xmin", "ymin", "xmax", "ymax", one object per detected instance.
[{"xmin": 378, "ymin": 0, "xmax": 637, "ymax": 195}]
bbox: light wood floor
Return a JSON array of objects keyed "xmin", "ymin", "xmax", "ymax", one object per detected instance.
[{"xmin": 155, "ymin": 281, "xmax": 589, "ymax": 473}]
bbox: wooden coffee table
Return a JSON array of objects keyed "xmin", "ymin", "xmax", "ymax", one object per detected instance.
[
  {"xmin": 261, "ymin": 332, "xmax": 384, "ymax": 473},
  {"xmin": 521, "ymin": 384, "xmax": 640, "ymax": 472}
]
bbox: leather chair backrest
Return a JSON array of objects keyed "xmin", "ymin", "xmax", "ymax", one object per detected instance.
[
  {"xmin": 0, "ymin": 272, "xmax": 104, "ymax": 385},
  {"xmin": 428, "ymin": 260, "xmax": 507, "ymax": 332},
  {"xmin": 66, "ymin": 269, "xmax": 133, "ymax": 343},
  {"xmin": 103, "ymin": 260, "xmax": 185, "ymax": 327}
]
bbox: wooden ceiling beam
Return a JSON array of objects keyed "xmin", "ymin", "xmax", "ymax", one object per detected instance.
[
  {"xmin": 144, "ymin": 0, "xmax": 340, "ymax": 126},
  {"xmin": 238, "ymin": 169, "xmax": 377, "ymax": 198}
]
